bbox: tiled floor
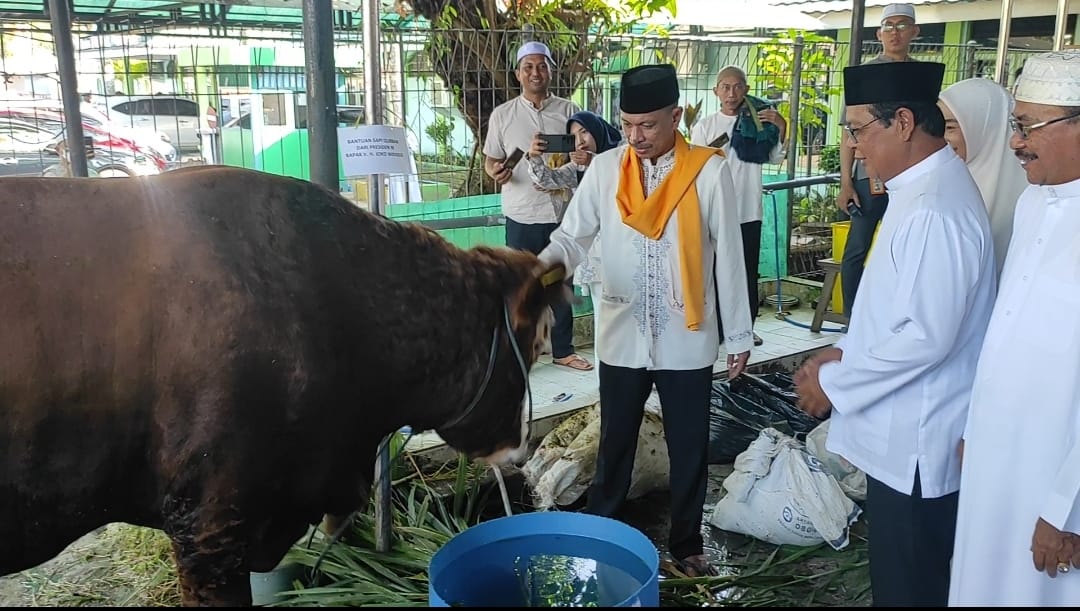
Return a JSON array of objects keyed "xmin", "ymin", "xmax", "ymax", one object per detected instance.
[{"xmin": 405, "ymin": 304, "xmax": 843, "ymax": 453}]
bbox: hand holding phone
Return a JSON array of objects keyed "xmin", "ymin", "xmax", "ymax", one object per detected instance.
[
  {"xmin": 503, "ymin": 147, "xmax": 525, "ymax": 170},
  {"xmin": 846, "ymin": 199, "xmax": 863, "ymax": 217},
  {"xmin": 539, "ymin": 133, "xmax": 576, "ymax": 154},
  {"xmin": 708, "ymin": 133, "xmax": 730, "ymax": 149}
]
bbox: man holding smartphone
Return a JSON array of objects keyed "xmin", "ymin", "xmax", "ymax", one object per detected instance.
[
  {"xmin": 691, "ymin": 65, "xmax": 787, "ymax": 347},
  {"xmin": 483, "ymin": 41, "xmax": 591, "ymax": 371}
]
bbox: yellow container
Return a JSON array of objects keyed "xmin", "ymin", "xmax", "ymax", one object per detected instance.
[{"xmin": 829, "ymin": 221, "xmax": 879, "ymax": 316}]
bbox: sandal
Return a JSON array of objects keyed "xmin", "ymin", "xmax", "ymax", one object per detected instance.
[
  {"xmin": 552, "ymin": 354, "xmax": 593, "ymax": 371},
  {"xmin": 675, "ymin": 554, "xmax": 719, "ymax": 578}
]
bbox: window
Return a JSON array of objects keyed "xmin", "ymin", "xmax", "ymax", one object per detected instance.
[{"xmin": 262, "ymin": 93, "xmax": 286, "ymax": 127}]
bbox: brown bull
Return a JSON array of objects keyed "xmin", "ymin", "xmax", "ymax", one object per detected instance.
[{"xmin": 0, "ymin": 166, "xmax": 565, "ymax": 606}]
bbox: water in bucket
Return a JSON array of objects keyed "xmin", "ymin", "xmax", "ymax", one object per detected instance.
[
  {"xmin": 432, "ymin": 533, "xmax": 653, "ymax": 607},
  {"xmin": 429, "ymin": 512, "xmax": 659, "ymax": 608},
  {"xmin": 514, "ymin": 553, "xmax": 644, "ymax": 607}
]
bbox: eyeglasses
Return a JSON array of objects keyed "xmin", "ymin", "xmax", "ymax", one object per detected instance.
[
  {"xmin": 1008, "ymin": 111, "xmax": 1080, "ymax": 140},
  {"xmin": 845, "ymin": 117, "xmax": 884, "ymax": 143},
  {"xmin": 879, "ymin": 22, "xmax": 914, "ymax": 33}
]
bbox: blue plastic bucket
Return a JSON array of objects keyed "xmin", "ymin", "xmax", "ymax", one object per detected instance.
[{"xmin": 429, "ymin": 511, "xmax": 659, "ymax": 607}]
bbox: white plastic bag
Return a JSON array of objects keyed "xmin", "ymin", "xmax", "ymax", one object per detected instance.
[
  {"xmin": 805, "ymin": 419, "xmax": 867, "ymax": 502},
  {"xmin": 709, "ymin": 427, "xmax": 861, "ymax": 550},
  {"xmin": 523, "ymin": 400, "xmax": 670, "ymax": 510}
]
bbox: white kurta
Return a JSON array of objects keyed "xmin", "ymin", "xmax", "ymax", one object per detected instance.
[
  {"xmin": 817, "ymin": 146, "xmax": 996, "ymax": 499},
  {"xmin": 539, "ymin": 143, "xmax": 754, "ymax": 370},
  {"xmin": 690, "ymin": 111, "xmax": 786, "ymax": 224},
  {"xmin": 949, "ymin": 178, "xmax": 1080, "ymax": 606}
]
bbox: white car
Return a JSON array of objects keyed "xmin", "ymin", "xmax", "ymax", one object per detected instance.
[{"xmin": 98, "ymin": 95, "xmax": 201, "ymax": 153}]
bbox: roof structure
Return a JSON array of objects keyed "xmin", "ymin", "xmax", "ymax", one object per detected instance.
[
  {"xmin": 0, "ymin": 0, "xmax": 410, "ymax": 32},
  {"xmin": 768, "ymin": 0, "xmax": 1077, "ymax": 28},
  {"xmin": 769, "ymin": 0, "xmax": 968, "ymax": 13}
]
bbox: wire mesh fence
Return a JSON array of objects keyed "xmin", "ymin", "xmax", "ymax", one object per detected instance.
[{"xmin": 0, "ymin": 18, "xmax": 1045, "ymax": 275}]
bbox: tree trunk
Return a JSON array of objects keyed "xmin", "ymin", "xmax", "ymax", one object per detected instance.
[{"xmin": 400, "ymin": 0, "xmax": 595, "ymax": 194}]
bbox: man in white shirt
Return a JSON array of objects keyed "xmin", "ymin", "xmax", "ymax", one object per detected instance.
[
  {"xmin": 691, "ymin": 65, "xmax": 787, "ymax": 346},
  {"xmin": 949, "ymin": 50, "xmax": 1080, "ymax": 606},
  {"xmin": 483, "ymin": 41, "xmax": 590, "ymax": 371},
  {"xmin": 793, "ymin": 61, "xmax": 996, "ymax": 606},
  {"xmin": 539, "ymin": 63, "xmax": 752, "ymax": 578}
]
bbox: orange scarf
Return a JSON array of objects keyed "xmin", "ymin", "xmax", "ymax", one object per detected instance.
[{"xmin": 616, "ymin": 134, "xmax": 723, "ymax": 331}]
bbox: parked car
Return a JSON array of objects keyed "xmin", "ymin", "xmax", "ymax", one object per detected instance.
[
  {"xmin": 96, "ymin": 94, "xmax": 201, "ymax": 153},
  {"xmin": 1, "ymin": 99, "xmax": 178, "ymax": 165},
  {"xmin": 222, "ymin": 104, "xmax": 365, "ymax": 129},
  {"xmin": 0, "ymin": 107, "xmax": 166, "ymax": 176},
  {"xmin": 0, "ymin": 117, "xmax": 145, "ymax": 178}
]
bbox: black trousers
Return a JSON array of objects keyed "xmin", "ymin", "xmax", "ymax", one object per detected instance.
[
  {"xmin": 585, "ymin": 363, "xmax": 714, "ymax": 560},
  {"xmin": 505, "ymin": 218, "xmax": 575, "ymax": 359},
  {"xmin": 840, "ymin": 177, "xmax": 888, "ymax": 317},
  {"xmin": 865, "ymin": 469, "xmax": 958, "ymax": 607},
  {"xmin": 741, "ymin": 220, "xmax": 762, "ymax": 321}
]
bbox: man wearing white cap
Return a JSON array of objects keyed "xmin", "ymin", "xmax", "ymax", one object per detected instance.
[
  {"xmin": 483, "ymin": 41, "xmax": 590, "ymax": 371},
  {"xmin": 949, "ymin": 50, "xmax": 1080, "ymax": 606},
  {"xmin": 836, "ymin": 3, "xmax": 920, "ymax": 319}
]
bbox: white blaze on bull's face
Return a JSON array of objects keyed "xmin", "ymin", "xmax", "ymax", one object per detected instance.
[
  {"xmin": 480, "ymin": 308, "xmax": 551, "ymax": 466},
  {"xmin": 532, "ymin": 307, "xmax": 554, "ymax": 361}
]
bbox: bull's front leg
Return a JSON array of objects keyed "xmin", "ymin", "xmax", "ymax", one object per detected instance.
[{"xmin": 163, "ymin": 495, "xmax": 253, "ymax": 607}]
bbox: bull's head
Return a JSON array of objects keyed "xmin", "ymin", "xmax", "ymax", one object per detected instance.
[{"xmin": 434, "ymin": 259, "xmax": 570, "ymax": 465}]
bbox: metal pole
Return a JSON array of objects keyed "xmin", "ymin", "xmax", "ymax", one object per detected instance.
[
  {"xmin": 848, "ymin": 0, "xmax": 866, "ymax": 67},
  {"xmin": 786, "ymin": 36, "xmax": 804, "ymax": 182},
  {"xmin": 48, "ymin": 0, "xmax": 88, "ymax": 177},
  {"xmin": 993, "ymin": 0, "xmax": 1015, "ymax": 85},
  {"xmin": 362, "ymin": 0, "xmax": 385, "ymax": 216},
  {"xmin": 783, "ymin": 35, "xmax": 804, "ymax": 294},
  {"xmin": 1054, "ymin": 0, "xmax": 1070, "ymax": 51},
  {"xmin": 965, "ymin": 40, "xmax": 979, "ymax": 79},
  {"xmin": 359, "ymin": 0, "xmax": 391, "ymax": 553},
  {"xmin": 302, "ymin": 0, "xmax": 340, "ymax": 190}
]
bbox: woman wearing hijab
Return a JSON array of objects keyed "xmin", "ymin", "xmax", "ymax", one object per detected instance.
[
  {"xmin": 939, "ymin": 78, "xmax": 1029, "ymax": 278},
  {"xmin": 528, "ymin": 111, "xmax": 622, "ymax": 349}
]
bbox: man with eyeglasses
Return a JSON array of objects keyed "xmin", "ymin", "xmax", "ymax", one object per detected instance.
[
  {"xmin": 836, "ymin": 3, "xmax": 920, "ymax": 320},
  {"xmin": 794, "ymin": 60, "xmax": 996, "ymax": 607},
  {"xmin": 950, "ymin": 50, "xmax": 1080, "ymax": 606}
]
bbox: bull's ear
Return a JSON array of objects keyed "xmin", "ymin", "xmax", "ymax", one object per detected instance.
[
  {"xmin": 535, "ymin": 261, "xmax": 570, "ymax": 309},
  {"xmin": 510, "ymin": 261, "xmax": 570, "ymax": 330}
]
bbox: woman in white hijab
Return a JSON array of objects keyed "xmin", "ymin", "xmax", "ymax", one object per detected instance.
[{"xmin": 939, "ymin": 78, "xmax": 1029, "ymax": 278}]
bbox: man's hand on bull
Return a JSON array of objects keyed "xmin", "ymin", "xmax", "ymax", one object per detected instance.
[{"xmin": 726, "ymin": 350, "xmax": 749, "ymax": 380}]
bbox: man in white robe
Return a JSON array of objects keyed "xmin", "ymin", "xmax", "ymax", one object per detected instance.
[
  {"xmin": 949, "ymin": 49, "xmax": 1080, "ymax": 606},
  {"xmin": 690, "ymin": 65, "xmax": 787, "ymax": 347},
  {"xmin": 794, "ymin": 61, "xmax": 996, "ymax": 606},
  {"xmin": 539, "ymin": 63, "xmax": 753, "ymax": 578}
]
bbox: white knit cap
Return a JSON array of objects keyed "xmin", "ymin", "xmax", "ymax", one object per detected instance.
[
  {"xmin": 881, "ymin": 3, "xmax": 916, "ymax": 22},
  {"xmin": 1015, "ymin": 50, "xmax": 1080, "ymax": 106},
  {"xmin": 516, "ymin": 41, "xmax": 554, "ymax": 65}
]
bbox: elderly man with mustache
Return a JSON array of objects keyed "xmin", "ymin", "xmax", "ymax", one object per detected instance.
[{"xmin": 949, "ymin": 49, "xmax": 1080, "ymax": 606}]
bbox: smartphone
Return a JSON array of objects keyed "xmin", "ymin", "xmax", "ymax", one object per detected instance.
[
  {"xmin": 540, "ymin": 133, "xmax": 576, "ymax": 153},
  {"xmin": 503, "ymin": 147, "xmax": 525, "ymax": 170},
  {"xmin": 846, "ymin": 200, "xmax": 863, "ymax": 217},
  {"xmin": 708, "ymin": 133, "xmax": 730, "ymax": 148}
]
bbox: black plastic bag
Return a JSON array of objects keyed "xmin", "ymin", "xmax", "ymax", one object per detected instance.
[{"xmin": 708, "ymin": 372, "xmax": 823, "ymax": 464}]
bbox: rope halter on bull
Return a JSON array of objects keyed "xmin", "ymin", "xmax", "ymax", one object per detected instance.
[{"xmin": 308, "ymin": 272, "xmax": 555, "ymax": 575}]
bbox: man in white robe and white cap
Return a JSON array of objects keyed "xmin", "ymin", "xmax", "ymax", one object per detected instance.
[
  {"xmin": 949, "ymin": 49, "xmax": 1080, "ymax": 606},
  {"xmin": 793, "ymin": 60, "xmax": 996, "ymax": 606},
  {"xmin": 539, "ymin": 63, "xmax": 752, "ymax": 578}
]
